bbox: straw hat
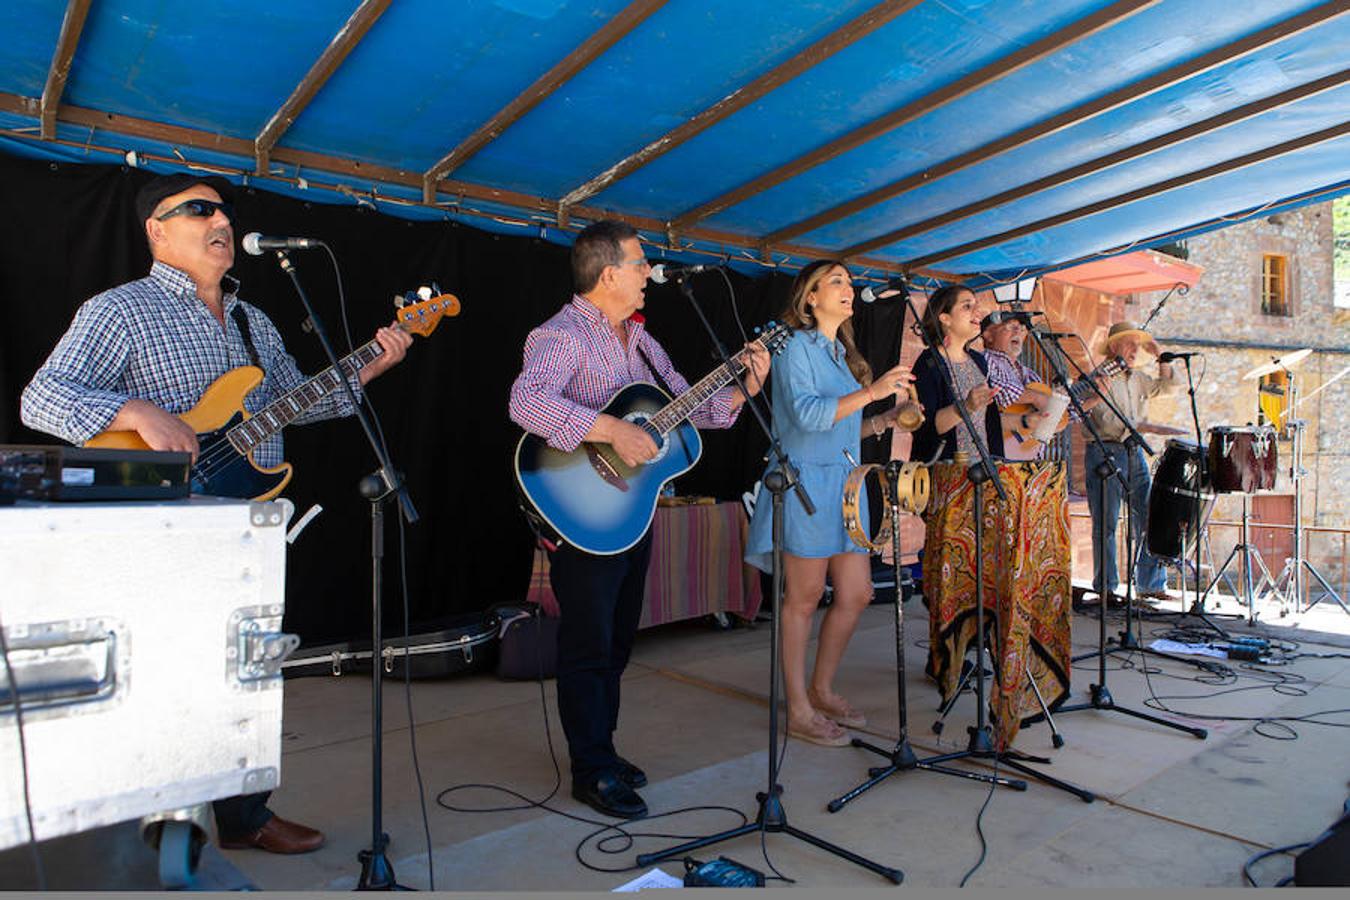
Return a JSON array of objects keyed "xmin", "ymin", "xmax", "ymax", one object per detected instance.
[{"xmin": 1104, "ymin": 321, "xmax": 1152, "ymax": 349}]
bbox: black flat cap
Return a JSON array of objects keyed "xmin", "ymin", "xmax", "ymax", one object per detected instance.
[{"xmin": 135, "ymin": 173, "xmax": 235, "ymax": 224}]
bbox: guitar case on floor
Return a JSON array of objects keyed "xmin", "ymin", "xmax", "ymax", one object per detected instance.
[{"xmin": 282, "ymin": 611, "xmax": 499, "ymax": 679}]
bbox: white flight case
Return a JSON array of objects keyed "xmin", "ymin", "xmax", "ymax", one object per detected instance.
[{"xmin": 0, "ymin": 497, "xmax": 297, "ymax": 855}]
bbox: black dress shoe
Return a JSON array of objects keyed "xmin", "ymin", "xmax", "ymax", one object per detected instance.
[
  {"xmin": 615, "ymin": 756, "xmax": 647, "ymax": 789},
  {"xmin": 572, "ymin": 774, "xmax": 648, "ymax": 819}
]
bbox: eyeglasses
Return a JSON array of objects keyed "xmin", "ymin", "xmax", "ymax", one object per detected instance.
[
  {"xmin": 156, "ymin": 198, "xmax": 234, "ymax": 222},
  {"xmin": 616, "ymin": 256, "xmax": 650, "ymax": 270}
]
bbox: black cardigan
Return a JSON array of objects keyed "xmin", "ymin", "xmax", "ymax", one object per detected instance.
[{"xmin": 910, "ymin": 347, "xmax": 1004, "ymax": 462}]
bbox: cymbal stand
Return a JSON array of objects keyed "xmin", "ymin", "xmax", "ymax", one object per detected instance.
[
  {"xmin": 827, "ymin": 460, "xmax": 1027, "ymax": 814},
  {"xmin": 1267, "ymin": 370, "xmax": 1347, "ymax": 616}
]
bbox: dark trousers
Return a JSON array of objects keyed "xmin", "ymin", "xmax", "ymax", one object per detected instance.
[
  {"xmin": 212, "ymin": 792, "xmax": 273, "ymax": 840},
  {"xmin": 548, "ymin": 531, "xmax": 653, "ymax": 785}
]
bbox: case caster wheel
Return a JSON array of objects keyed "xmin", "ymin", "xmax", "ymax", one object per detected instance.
[{"xmin": 157, "ymin": 821, "xmax": 201, "ymax": 889}]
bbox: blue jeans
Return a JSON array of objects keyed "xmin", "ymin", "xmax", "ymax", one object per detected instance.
[{"xmin": 1084, "ymin": 442, "xmax": 1167, "ymax": 595}]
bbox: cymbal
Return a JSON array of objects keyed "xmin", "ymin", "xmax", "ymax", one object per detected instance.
[{"xmin": 1243, "ymin": 347, "xmax": 1312, "ymax": 380}]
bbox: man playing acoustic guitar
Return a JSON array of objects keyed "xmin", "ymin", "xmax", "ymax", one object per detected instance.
[
  {"xmin": 21, "ymin": 172, "xmax": 412, "ymax": 854},
  {"xmin": 508, "ymin": 220, "xmax": 769, "ymax": 820}
]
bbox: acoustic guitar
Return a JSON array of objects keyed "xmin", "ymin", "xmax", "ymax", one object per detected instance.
[
  {"xmin": 1001, "ymin": 356, "xmax": 1125, "ymax": 460},
  {"xmin": 86, "ymin": 292, "xmax": 460, "ymax": 500},
  {"xmin": 515, "ymin": 322, "xmax": 790, "ymax": 555}
]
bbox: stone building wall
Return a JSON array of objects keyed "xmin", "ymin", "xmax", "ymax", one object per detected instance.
[{"xmin": 1115, "ymin": 201, "xmax": 1349, "ymax": 596}]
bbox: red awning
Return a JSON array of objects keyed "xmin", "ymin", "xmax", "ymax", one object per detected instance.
[{"xmin": 1044, "ymin": 249, "xmax": 1204, "ymax": 296}]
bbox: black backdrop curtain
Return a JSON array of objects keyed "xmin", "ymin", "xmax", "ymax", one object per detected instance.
[{"xmin": 0, "ymin": 154, "xmax": 907, "ymax": 644}]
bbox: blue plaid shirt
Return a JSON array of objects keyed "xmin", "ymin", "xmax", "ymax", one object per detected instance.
[{"xmin": 21, "ymin": 261, "xmax": 359, "ymax": 468}]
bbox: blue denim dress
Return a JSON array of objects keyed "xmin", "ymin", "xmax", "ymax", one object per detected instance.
[{"xmin": 746, "ymin": 329, "xmax": 868, "ymax": 573}]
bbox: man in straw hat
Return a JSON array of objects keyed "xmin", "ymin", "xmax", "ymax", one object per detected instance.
[{"xmin": 1080, "ymin": 321, "xmax": 1181, "ymax": 605}]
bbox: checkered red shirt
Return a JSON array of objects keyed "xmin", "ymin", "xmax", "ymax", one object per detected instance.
[{"xmin": 508, "ymin": 295, "xmax": 741, "ymax": 451}]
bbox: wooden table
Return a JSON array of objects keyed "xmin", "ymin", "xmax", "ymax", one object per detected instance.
[{"xmin": 530, "ymin": 500, "xmax": 762, "ymax": 629}]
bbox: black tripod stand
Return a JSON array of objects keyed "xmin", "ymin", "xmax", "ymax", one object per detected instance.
[
  {"xmin": 1136, "ymin": 355, "xmax": 1232, "ymax": 638},
  {"xmin": 1025, "ymin": 328, "xmax": 1208, "ymax": 741},
  {"xmin": 635, "ymin": 272, "xmax": 901, "ymax": 884},
  {"xmin": 273, "ymin": 250, "xmax": 416, "ymax": 890},
  {"xmin": 827, "ymin": 459, "xmax": 1027, "ymax": 813}
]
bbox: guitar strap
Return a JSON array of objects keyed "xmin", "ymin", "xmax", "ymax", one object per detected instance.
[
  {"xmin": 230, "ymin": 305, "xmax": 264, "ymax": 371},
  {"xmin": 636, "ymin": 341, "xmax": 678, "ymax": 398}
]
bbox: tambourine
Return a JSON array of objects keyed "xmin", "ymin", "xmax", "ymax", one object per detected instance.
[{"xmin": 842, "ymin": 462, "xmax": 930, "ymax": 553}]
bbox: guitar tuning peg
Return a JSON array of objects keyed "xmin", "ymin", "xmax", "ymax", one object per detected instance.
[
  {"xmin": 417, "ymin": 285, "xmax": 433, "ymax": 300},
  {"xmin": 393, "ymin": 294, "xmax": 406, "ymax": 309},
  {"xmin": 431, "ymin": 281, "xmax": 443, "ymax": 296}
]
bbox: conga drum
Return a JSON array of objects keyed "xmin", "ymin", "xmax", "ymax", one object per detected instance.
[
  {"xmin": 1207, "ymin": 425, "xmax": 1278, "ymax": 494},
  {"xmin": 1146, "ymin": 439, "xmax": 1215, "ymax": 561}
]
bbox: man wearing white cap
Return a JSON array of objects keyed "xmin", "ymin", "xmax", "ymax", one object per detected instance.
[{"xmin": 1081, "ymin": 321, "xmax": 1180, "ymax": 604}]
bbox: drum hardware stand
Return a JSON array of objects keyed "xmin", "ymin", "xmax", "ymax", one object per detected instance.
[
  {"xmin": 1201, "ymin": 492, "xmax": 1277, "ymax": 625},
  {"xmin": 827, "ymin": 459, "xmax": 1028, "ymax": 815},
  {"xmin": 1128, "ymin": 356, "xmax": 1233, "ymax": 638},
  {"xmin": 270, "ymin": 249, "xmax": 417, "ymax": 890},
  {"xmin": 637, "ymin": 271, "xmax": 902, "ymax": 884},
  {"xmin": 1266, "ymin": 369, "xmax": 1347, "ymax": 617},
  {"xmin": 1029, "ymin": 329, "xmax": 1208, "ymax": 740},
  {"xmin": 848, "ymin": 287, "xmax": 1093, "ymax": 804}
]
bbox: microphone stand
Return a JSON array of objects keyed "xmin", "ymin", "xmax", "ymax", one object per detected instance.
[
  {"xmin": 827, "ymin": 287, "xmax": 1027, "ymax": 814},
  {"xmin": 892, "ymin": 296, "xmax": 1091, "ymax": 803},
  {"xmin": 1025, "ymin": 329, "xmax": 1207, "ymax": 742},
  {"xmin": 636, "ymin": 274, "xmax": 902, "ymax": 884},
  {"xmin": 273, "ymin": 250, "xmax": 415, "ymax": 891},
  {"xmin": 1170, "ymin": 356, "xmax": 1231, "ymax": 636}
]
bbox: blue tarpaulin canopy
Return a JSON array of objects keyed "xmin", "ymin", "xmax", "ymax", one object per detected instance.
[{"xmin": 1, "ymin": 0, "xmax": 1346, "ymax": 285}]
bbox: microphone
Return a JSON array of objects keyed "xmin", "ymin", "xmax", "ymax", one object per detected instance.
[
  {"xmin": 1032, "ymin": 328, "xmax": 1077, "ymax": 340},
  {"xmin": 859, "ymin": 277, "xmax": 908, "ymax": 304},
  {"xmin": 241, "ymin": 232, "xmax": 325, "ymax": 256},
  {"xmin": 1158, "ymin": 351, "xmax": 1200, "ymax": 363},
  {"xmin": 649, "ymin": 262, "xmax": 720, "ymax": 284}
]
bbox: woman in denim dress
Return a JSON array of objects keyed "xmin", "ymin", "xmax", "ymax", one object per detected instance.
[{"xmin": 746, "ymin": 260, "xmax": 914, "ymax": 746}]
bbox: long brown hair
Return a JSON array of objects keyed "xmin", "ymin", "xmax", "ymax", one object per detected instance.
[
  {"xmin": 782, "ymin": 260, "xmax": 872, "ymax": 386},
  {"xmin": 920, "ymin": 284, "xmax": 974, "ymax": 348}
]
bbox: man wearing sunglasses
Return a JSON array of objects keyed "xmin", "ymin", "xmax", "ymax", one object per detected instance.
[{"xmin": 21, "ymin": 172, "xmax": 413, "ymax": 855}]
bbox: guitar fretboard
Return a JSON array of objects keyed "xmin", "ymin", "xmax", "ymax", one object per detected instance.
[
  {"xmin": 227, "ymin": 339, "xmax": 386, "ymax": 454},
  {"xmin": 645, "ymin": 329, "xmax": 780, "ymax": 436}
]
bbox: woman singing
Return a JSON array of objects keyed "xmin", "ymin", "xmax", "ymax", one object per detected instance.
[{"xmin": 746, "ymin": 260, "xmax": 914, "ymax": 747}]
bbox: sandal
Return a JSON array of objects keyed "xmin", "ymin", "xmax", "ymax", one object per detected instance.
[
  {"xmin": 808, "ymin": 689, "xmax": 867, "ymax": 729},
  {"xmin": 787, "ymin": 713, "xmax": 850, "ymax": 748}
]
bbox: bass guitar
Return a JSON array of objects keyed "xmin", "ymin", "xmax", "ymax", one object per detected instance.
[
  {"xmin": 86, "ymin": 292, "xmax": 460, "ymax": 500},
  {"xmin": 515, "ymin": 322, "xmax": 790, "ymax": 555},
  {"xmin": 1002, "ymin": 355, "xmax": 1125, "ymax": 460}
]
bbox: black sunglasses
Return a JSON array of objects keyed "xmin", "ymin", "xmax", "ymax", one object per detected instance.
[{"xmin": 156, "ymin": 198, "xmax": 234, "ymax": 221}]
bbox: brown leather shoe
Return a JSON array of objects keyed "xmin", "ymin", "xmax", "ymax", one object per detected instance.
[{"xmin": 220, "ymin": 815, "xmax": 325, "ymax": 854}]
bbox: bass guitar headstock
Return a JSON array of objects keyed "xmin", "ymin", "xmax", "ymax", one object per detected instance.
[{"xmin": 393, "ymin": 285, "xmax": 461, "ymax": 337}]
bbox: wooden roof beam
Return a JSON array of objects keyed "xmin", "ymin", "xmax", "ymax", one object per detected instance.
[
  {"xmin": 776, "ymin": 0, "xmax": 1350, "ymax": 251},
  {"xmin": 903, "ymin": 119, "xmax": 1350, "ymax": 270},
  {"xmin": 840, "ymin": 65, "xmax": 1350, "ymax": 259},
  {"xmin": 670, "ymin": 0, "xmax": 1162, "ymax": 234},
  {"xmin": 421, "ymin": 0, "xmax": 667, "ymax": 203},
  {"xmin": 254, "ymin": 0, "xmax": 392, "ymax": 176},
  {"xmin": 39, "ymin": 0, "xmax": 93, "ymax": 140},
  {"xmin": 556, "ymin": 0, "xmax": 923, "ymax": 212},
  {"xmin": 0, "ymin": 91, "xmax": 937, "ymax": 278}
]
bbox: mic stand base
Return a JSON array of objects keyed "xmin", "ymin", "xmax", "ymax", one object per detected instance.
[
  {"xmin": 827, "ymin": 462, "xmax": 1027, "ymax": 814},
  {"xmin": 356, "ymin": 835, "xmax": 411, "ymax": 892},
  {"xmin": 1058, "ymin": 461, "xmax": 1208, "ymax": 742},
  {"xmin": 634, "ymin": 468, "xmax": 901, "ymax": 885}
]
